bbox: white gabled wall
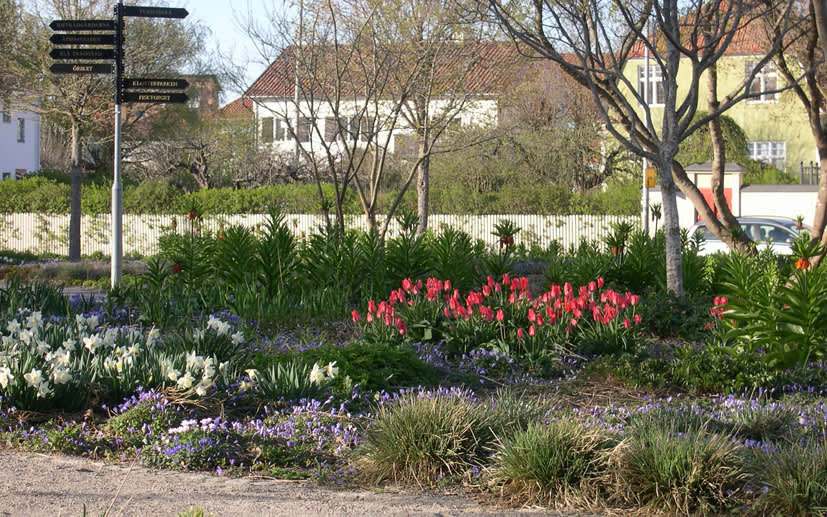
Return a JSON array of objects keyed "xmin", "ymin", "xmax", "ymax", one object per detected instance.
[
  {"xmin": 0, "ymin": 100, "xmax": 41, "ymax": 180},
  {"xmin": 251, "ymin": 95, "xmax": 499, "ymax": 158}
]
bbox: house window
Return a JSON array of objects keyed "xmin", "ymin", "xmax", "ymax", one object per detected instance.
[
  {"xmin": 16, "ymin": 118, "xmax": 24, "ymax": 143},
  {"xmin": 324, "ymin": 117, "xmax": 337, "ymax": 142},
  {"xmin": 746, "ymin": 61, "xmax": 778, "ymax": 102},
  {"xmin": 275, "ymin": 119, "xmax": 287, "ymax": 141},
  {"xmin": 1, "ymin": 172, "xmax": 10, "ymax": 180},
  {"xmin": 297, "ymin": 117, "xmax": 312, "ymax": 142},
  {"xmin": 2, "ymin": 107, "xmax": 9, "ymax": 123},
  {"xmin": 359, "ymin": 117, "xmax": 374, "ymax": 142},
  {"xmin": 748, "ymin": 141, "xmax": 786, "ymax": 169},
  {"xmin": 187, "ymin": 90, "xmax": 201, "ymax": 109},
  {"xmin": 638, "ymin": 65, "xmax": 664, "ymax": 106},
  {"xmin": 261, "ymin": 117, "xmax": 274, "ymax": 143}
]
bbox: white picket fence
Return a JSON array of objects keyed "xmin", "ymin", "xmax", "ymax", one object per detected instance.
[{"xmin": 0, "ymin": 213, "xmax": 638, "ymax": 256}]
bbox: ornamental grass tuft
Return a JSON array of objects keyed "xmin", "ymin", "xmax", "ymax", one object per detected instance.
[
  {"xmin": 752, "ymin": 439, "xmax": 827, "ymax": 516},
  {"xmin": 357, "ymin": 388, "xmax": 505, "ymax": 486},
  {"xmin": 493, "ymin": 418, "xmax": 614, "ymax": 507},
  {"xmin": 612, "ymin": 412, "xmax": 749, "ymax": 516}
]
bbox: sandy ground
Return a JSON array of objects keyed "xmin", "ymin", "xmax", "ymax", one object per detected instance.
[{"xmin": 0, "ymin": 449, "xmax": 572, "ymax": 517}]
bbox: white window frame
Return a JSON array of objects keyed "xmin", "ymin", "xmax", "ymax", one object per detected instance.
[
  {"xmin": 748, "ymin": 140, "xmax": 786, "ymax": 169},
  {"xmin": 638, "ymin": 65, "xmax": 664, "ymax": 107},
  {"xmin": 746, "ymin": 61, "xmax": 778, "ymax": 103}
]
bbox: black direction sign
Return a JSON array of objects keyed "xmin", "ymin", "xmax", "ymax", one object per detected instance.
[
  {"xmin": 50, "ymin": 63, "xmax": 113, "ymax": 74},
  {"xmin": 122, "ymin": 78, "xmax": 189, "ymax": 90},
  {"xmin": 121, "ymin": 6, "xmax": 188, "ymax": 18},
  {"xmin": 49, "ymin": 19, "xmax": 117, "ymax": 31},
  {"xmin": 122, "ymin": 91, "xmax": 188, "ymax": 104},
  {"xmin": 50, "ymin": 33, "xmax": 116, "ymax": 45},
  {"xmin": 50, "ymin": 48, "xmax": 115, "ymax": 60}
]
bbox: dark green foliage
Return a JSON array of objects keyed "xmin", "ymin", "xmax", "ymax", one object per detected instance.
[
  {"xmin": 0, "ymin": 175, "xmax": 640, "ymax": 215},
  {"xmin": 280, "ymin": 342, "xmax": 439, "ymax": 394},
  {"xmin": 0, "ymin": 277, "xmax": 70, "ymax": 317},
  {"xmin": 675, "ymin": 112, "xmax": 749, "ymax": 168},
  {"xmin": 427, "ymin": 227, "xmax": 483, "ymax": 294},
  {"xmin": 715, "ymin": 251, "xmax": 827, "ymax": 369}
]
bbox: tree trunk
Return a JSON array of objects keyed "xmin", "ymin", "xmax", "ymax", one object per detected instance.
[
  {"xmin": 416, "ymin": 141, "xmax": 430, "ymax": 237},
  {"xmin": 68, "ymin": 122, "xmax": 82, "ymax": 261},
  {"xmin": 659, "ymin": 158, "xmax": 684, "ymax": 297},
  {"xmin": 706, "ymin": 60, "xmax": 751, "ymax": 253}
]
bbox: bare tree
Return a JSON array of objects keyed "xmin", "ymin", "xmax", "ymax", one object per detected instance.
[
  {"xmin": 763, "ymin": 0, "xmax": 827, "ymax": 263},
  {"xmin": 485, "ymin": 0, "xmax": 794, "ymax": 296},
  {"xmin": 244, "ymin": 1, "xmax": 425, "ymax": 235}
]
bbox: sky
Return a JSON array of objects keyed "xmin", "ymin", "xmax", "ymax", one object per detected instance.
[{"xmin": 185, "ymin": 0, "xmax": 279, "ymax": 102}]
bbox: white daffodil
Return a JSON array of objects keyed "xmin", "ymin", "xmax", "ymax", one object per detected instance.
[
  {"xmin": 17, "ymin": 329, "xmax": 32, "ymax": 345},
  {"xmin": 103, "ymin": 357, "xmax": 117, "ymax": 371},
  {"xmin": 35, "ymin": 339, "xmax": 50, "ymax": 356},
  {"xmin": 0, "ymin": 365, "xmax": 13, "ymax": 389},
  {"xmin": 52, "ymin": 367, "xmax": 72, "ymax": 385},
  {"xmin": 23, "ymin": 368, "xmax": 43, "ymax": 388},
  {"xmin": 309, "ymin": 362, "xmax": 326, "ymax": 385},
  {"xmin": 75, "ymin": 314, "xmax": 87, "ymax": 328},
  {"xmin": 147, "ymin": 327, "xmax": 161, "ymax": 342},
  {"xmin": 102, "ymin": 329, "xmax": 118, "ymax": 348},
  {"xmin": 186, "ymin": 352, "xmax": 205, "ymax": 371},
  {"xmin": 1, "ymin": 336, "xmax": 13, "ymax": 348},
  {"xmin": 6, "ymin": 320, "xmax": 21, "ymax": 334},
  {"xmin": 167, "ymin": 368, "xmax": 180, "ymax": 382},
  {"xmin": 325, "ymin": 361, "xmax": 338, "ymax": 379},
  {"xmin": 239, "ymin": 380, "xmax": 255, "ymax": 392},
  {"xmin": 177, "ymin": 372, "xmax": 195, "ymax": 390},
  {"xmin": 231, "ymin": 331, "xmax": 245, "ymax": 345},
  {"xmin": 36, "ymin": 381, "xmax": 52, "ymax": 398},
  {"xmin": 83, "ymin": 334, "xmax": 101, "ymax": 354},
  {"xmin": 194, "ymin": 380, "xmax": 213, "ymax": 396},
  {"xmin": 202, "ymin": 358, "xmax": 215, "ymax": 379},
  {"xmin": 62, "ymin": 339, "xmax": 76, "ymax": 351},
  {"xmin": 218, "ymin": 361, "xmax": 228, "ymax": 374},
  {"xmin": 26, "ymin": 311, "xmax": 43, "ymax": 330},
  {"xmin": 244, "ymin": 368, "xmax": 258, "ymax": 380},
  {"xmin": 53, "ymin": 348, "xmax": 71, "ymax": 367},
  {"xmin": 86, "ymin": 315, "xmax": 99, "ymax": 330}
]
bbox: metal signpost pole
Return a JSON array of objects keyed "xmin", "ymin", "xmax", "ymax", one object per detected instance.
[{"xmin": 111, "ymin": 0, "xmax": 124, "ymax": 288}]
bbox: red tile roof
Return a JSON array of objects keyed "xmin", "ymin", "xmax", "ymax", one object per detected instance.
[
  {"xmin": 628, "ymin": 8, "xmax": 770, "ymax": 58},
  {"xmin": 219, "ymin": 96, "xmax": 253, "ymax": 118},
  {"xmin": 246, "ymin": 41, "xmax": 532, "ymax": 98}
]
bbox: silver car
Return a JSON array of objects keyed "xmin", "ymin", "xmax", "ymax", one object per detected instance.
[{"xmin": 688, "ymin": 217, "xmax": 809, "ymax": 255}]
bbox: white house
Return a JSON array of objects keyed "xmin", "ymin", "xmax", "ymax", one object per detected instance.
[
  {"xmin": 245, "ymin": 42, "xmax": 529, "ymax": 161},
  {"xmin": 0, "ymin": 98, "xmax": 40, "ymax": 180}
]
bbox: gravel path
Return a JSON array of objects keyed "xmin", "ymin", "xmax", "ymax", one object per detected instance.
[{"xmin": 0, "ymin": 449, "xmax": 567, "ymax": 517}]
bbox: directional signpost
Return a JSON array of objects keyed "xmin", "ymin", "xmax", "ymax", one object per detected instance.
[
  {"xmin": 50, "ymin": 3, "xmax": 191, "ymax": 286},
  {"xmin": 121, "ymin": 6, "xmax": 188, "ymax": 18},
  {"xmin": 49, "ymin": 48, "xmax": 116, "ymax": 60},
  {"xmin": 50, "ymin": 63, "xmax": 113, "ymax": 75},
  {"xmin": 110, "ymin": 2, "xmax": 190, "ymax": 287},
  {"xmin": 122, "ymin": 91, "xmax": 188, "ymax": 103},
  {"xmin": 49, "ymin": 19, "xmax": 117, "ymax": 31},
  {"xmin": 50, "ymin": 33, "xmax": 116, "ymax": 45},
  {"xmin": 122, "ymin": 78, "xmax": 189, "ymax": 90}
]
